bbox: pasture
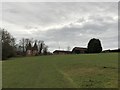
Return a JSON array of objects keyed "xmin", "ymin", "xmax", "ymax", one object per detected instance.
[{"xmin": 2, "ymin": 53, "xmax": 118, "ymax": 88}]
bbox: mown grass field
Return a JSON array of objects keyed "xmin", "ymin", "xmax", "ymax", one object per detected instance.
[{"xmin": 2, "ymin": 53, "xmax": 118, "ymax": 88}]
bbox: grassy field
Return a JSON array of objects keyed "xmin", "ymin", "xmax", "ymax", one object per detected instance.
[{"xmin": 2, "ymin": 53, "xmax": 118, "ymax": 88}]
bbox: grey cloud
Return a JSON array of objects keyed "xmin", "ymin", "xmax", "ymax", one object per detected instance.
[
  {"xmin": 2, "ymin": 2, "xmax": 118, "ymax": 51},
  {"xmin": 2, "ymin": 2, "xmax": 117, "ymax": 26}
]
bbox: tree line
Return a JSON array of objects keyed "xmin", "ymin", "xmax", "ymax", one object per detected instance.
[
  {"xmin": 1, "ymin": 28, "xmax": 50, "ymax": 60},
  {"xmin": 1, "ymin": 28, "xmax": 104, "ymax": 60}
]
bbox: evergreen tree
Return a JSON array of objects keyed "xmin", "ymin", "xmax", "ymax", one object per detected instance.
[{"xmin": 87, "ymin": 38, "xmax": 102, "ymax": 53}]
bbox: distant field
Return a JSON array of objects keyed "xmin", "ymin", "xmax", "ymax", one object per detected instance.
[{"xmin": 2, "ymin": 53, "xmax": 118, "ymax": 88}]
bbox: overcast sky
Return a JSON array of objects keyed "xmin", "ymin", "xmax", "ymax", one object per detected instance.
[{"xmin": 2, "ymin": 2, "xmax": 118, "ymax": 52}]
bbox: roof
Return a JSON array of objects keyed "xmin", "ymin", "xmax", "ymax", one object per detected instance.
[
  {"xmin": 32, "ymin": 42, "xmax": 38, "ymax": 50},
  {"xmin": 53, "ymin": 50, "xmax": 71, "ymax": 53},
  {"xmin": 72, "ymin": 47, "xmax": 87, "ymax": 50},
  {"xmin": 72, "ymin": 47, "xmax": 87, "ymax": 52},
  {"xmin": 26, "ymin": 42, "xmax": 38, "ymax": 51},
  {"xmin": 72, "ymin": 47, "xmax": 87, "ymax": 54}
]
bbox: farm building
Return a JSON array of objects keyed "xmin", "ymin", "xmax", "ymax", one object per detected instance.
[
  {"xmin": 102, "ymin": 49, "xmax": 111, "ymax": 53},
  {"xmin": 26, "ymin": 42, "xmax": 38, "ymax": 56},
  {"xmin": 53, "ymin": 50, "xmax": 71, "ymax": 55},
  {"xmin": 102, "ymin": 48, "xmax": 120, "ymax": 53},
  {"xmin": 72, "ymin": 47, "xmax": 87, "ymax": 54}
]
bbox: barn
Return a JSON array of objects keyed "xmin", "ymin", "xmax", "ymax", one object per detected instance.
[
  {"xmin": 72, "ymin": 47, "xmax": 87, "ymax": 54},
  {"xmin": 53, "ymin": 50, "xmax": 71, "ymax": 55}
]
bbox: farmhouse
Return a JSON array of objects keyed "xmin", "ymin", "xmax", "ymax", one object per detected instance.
[
  {"xmin": 26, "ymin": 42, "xmax": 38, "ymax": 56},
  {"xmin": 53, "ymin": 50, "xmax": 71, "ymax": 55},
  {"xmin": 72, "ymin": 47, "xmax": 87, "ymax": 54}
]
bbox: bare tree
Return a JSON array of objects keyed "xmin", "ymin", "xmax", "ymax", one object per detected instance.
[
  {"xmin": 43, "ymin": 45, "xmax": 48, "ymax": 55},
  {"xmin": 19, "ymin": 38, "xmax": 26, "ymax": 54},
  {"xmin": 38, "ymin": 40, "xmax": 44, "ymax": 54},
  {"xmin": 25, "ymin": 38, "xmax": 30, "ymax": 51}
]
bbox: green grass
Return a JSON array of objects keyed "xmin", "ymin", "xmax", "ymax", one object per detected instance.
[{"xmin": 2, "ymin": 53, "xmax": 118, "ymax": 88}]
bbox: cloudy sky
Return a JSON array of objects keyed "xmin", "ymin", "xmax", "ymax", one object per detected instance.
[{"xmin": 2, "ymin": 2, "xmax": 118, "ymax": 52}]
